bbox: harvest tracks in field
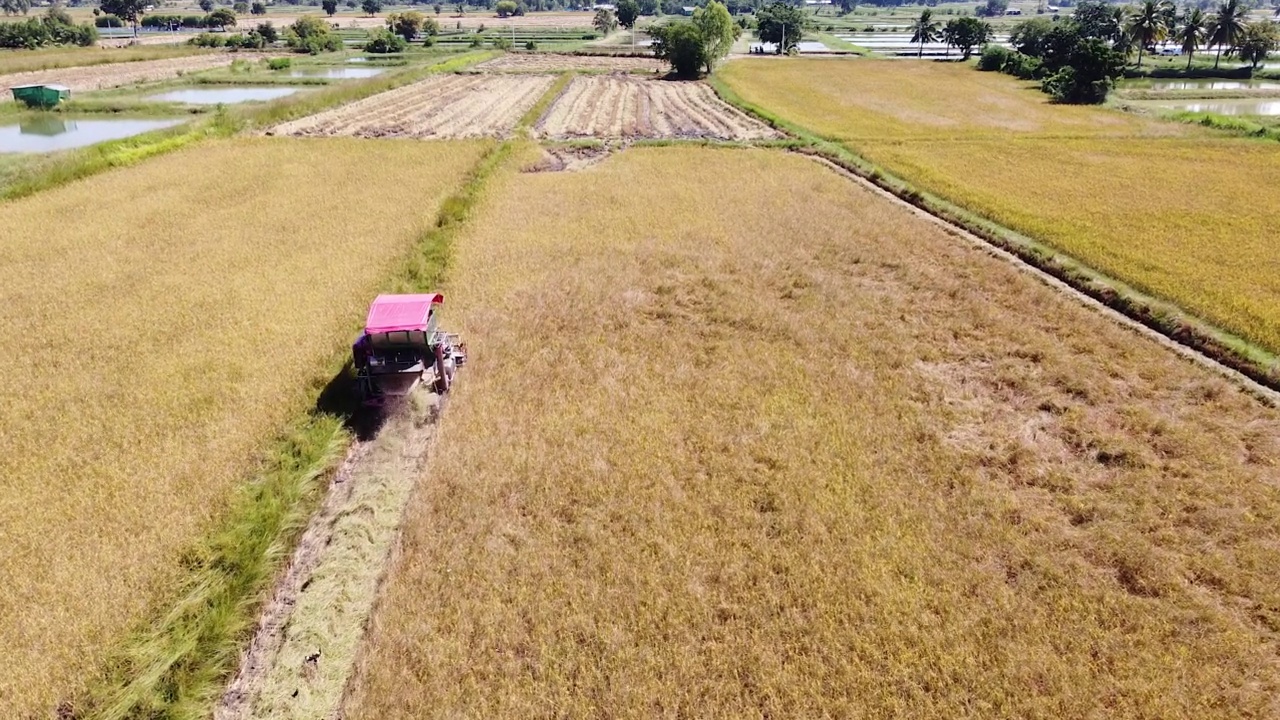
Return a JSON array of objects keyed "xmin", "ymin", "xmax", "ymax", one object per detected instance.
[
  {"xmin": 475, "ymin": 53, "xmax": 663, "ymax": 73},
  {"xmin": 0, "ymin": 54, "xmax": 238, "ymax": 92},
  {"xmin": 270, "ymin": 73, "xmax": 556, "ymax": 139},
  {"xmin": 537, "ymin": 75, "xmax": 780, "ymax": 141}
]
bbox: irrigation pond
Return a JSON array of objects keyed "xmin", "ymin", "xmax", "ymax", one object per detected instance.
[{"xmin": 0, "ymin": 117, "xmax": 181, "ymax": 153}]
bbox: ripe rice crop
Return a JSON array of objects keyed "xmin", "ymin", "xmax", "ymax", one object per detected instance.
[
  {"xmin": 719, "ymin": 57, "xmax": 1194, "ymax": 140},
  {"xmin": 475, "ymin": 53, "xmax": 663, "ymax": 73},
  {"xmin": 343, "ymin": 146, "xmax": 1280, "ymax": 719},
  {"xmin": 270, "ymin": 74, "xmax": 555, "ymax": 139},
  {"xmin": 536, "ymin": 76, "xmax": 780, "ymax": 140},
  {"xmin": 719, "ymin": 59, "xmax": 1280, "ymax": 353},
  {"xmin": 0, "ymin": 137, "xmax": 487, "ymax": 718}
]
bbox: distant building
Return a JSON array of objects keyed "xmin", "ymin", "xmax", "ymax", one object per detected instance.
[
  {"xmin": 680, "ymin": 5, "xmax": 695, "ymax": 13},
  {"xmin": 593, "ymin": 2, "xmax": 617, "ymax": 9},
  {"xmin": 1004, "ymin": 7, "xmax": 1022, "ymax": 14}
]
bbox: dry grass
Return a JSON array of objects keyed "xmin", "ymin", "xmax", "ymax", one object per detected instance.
[
  {"xmin": 0, "ymin": 52, "xmax": 237, "ymax": 92},
  {"xmin": 0, "ymin": 137, "xmax": 487, "ymax": 719},
  {"xmin": 718, "ymin": 57, "xmax": 1197, "ymax": 140},
  {"xmin": 719, "ymin": 58, "xmax": 1280, "ymax": 354},
  {"xmin": 343, "ymin": 146, "xmax": 1280, "ymax": 719}
]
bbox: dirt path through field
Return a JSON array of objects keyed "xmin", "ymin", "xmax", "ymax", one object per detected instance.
[
  {"xmin": 0, "ymin": 53, "xmax": 235, "ymax": 92},
  {"xmin": 217, "ymin": 388, "xmax": 447, "ymax": 720}
]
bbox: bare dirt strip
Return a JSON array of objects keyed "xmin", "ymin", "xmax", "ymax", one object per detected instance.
[
  {"xmin": 475, "ymin": 53, "xmax": 663, "ymax": 73},
  {"xmin": 217, "ymin": 390, "xmax": 446, "ymax": 720},
  {"xmin": 0, "ymin": 53, "xmax": 234, "ymax": 92},
  {"xmin": 269, "ymin": 73, "xmax": 555, "ymax": 139},
  {"xmin": 536, "ymin": 75, "xmax": 780, "ymax": 140}
]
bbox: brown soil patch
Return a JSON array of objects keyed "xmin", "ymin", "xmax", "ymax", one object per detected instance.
[
  {"xmin": 269, "ymin": 73, "xmax": 555, "ymax": 139},
  {"xmin": 476, "ymin": 53, "xmax": 662, "ymax": 73},
  {"xmin": 537, "ymin": 75, "xmax": 779, "ymax": 140}
]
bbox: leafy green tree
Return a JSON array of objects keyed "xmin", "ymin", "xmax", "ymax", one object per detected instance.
[
  {"xmin": 364, "ymin": 26, "xmax": 406, "ymax": 50},
  {"xmin": 638, "ymin": 0, "xmax": 658, "ymax": 14},
  {"xmin": 387, "ymin": 9, "xmax": 423, "ymax": 38},
  {"xmin": 942, "ymin": 16, "xmax": 989, "ymax": 59},
  {"xmin": 593, "ymin": 6, "xmax": 616, "ymax": 33},
  {"xmin": 99, "ymin": 0, "xmax": 146, "ymax": 34},
  {"xmin": 1073, "ymin": 0, "xmax": 1122, "ymax": 41},
  {"xmin": 361, "ymin": 0, "xmax": 382, "ymax": 15},
  {"xmin": 322, "ymin": 0, "xmax": 338, "ymax": 15},
  {"xmin": 422, "ymin": 16, "xmax": 439, "ymax": 34},
  {"xmin": 232, "ymin": 1, "xmax": 248, "ymax": 12},
  {"xmin": 651, "ymin": 21, "xmax": 706, "ymax": 77},
  {"xmin": 495, "ymin": 0, "xmax": 516, "ymax": 15},
  {"xmin": 692, "ymin": 1, "xmax": 736, "ymax": 71},
  {"xmin": 1126, "ymin": 0, "xmax": 1171, "ymax": 67},
  {"xmin": 1176, "ymin": 7, "xmax": 1207, "ymax": 69},
  {"xmin": 198, "ymin": 0, "xmax": 214, "ymax": 11},
  {"xmin": 251, "ymin": 1, "xmax": 266, "ymax": 14},
  {"xmin": 1009, "ymin": 17, "xmax": 1053, "ymax": 56},
  {"xmin": 1238, "ymin": 19, "xmax": 1279, "ymax": 67},
  {"xmin": 208, "ymin": 7, "xmax": 237, "ymax": 28},
  {"xmin": 0, "ymin": 0, "xmax": 31, "ymax": 15},
  {"xmin": 755, "ymin": 1, "xmax": 802, "ymax": 53},
  {"xmin": 256, "ymin": 19, "xmax": 277, "ymax": 40},
  {"xmin": 616, "ymin": 0, "xmax": 638, "ymax": 28},
  {"xmin": 1207, "ymin": 0, "xmax": 1247, "ymax": 68},
  {"xmin": 974, "ymin": 0, "xmax": 1006, "ymax": 17},
  {"xmin": 1041, "ymin": 36, "xmax": 1123, "ymax": 103},
  {"xmin": 285, "ymin": 13, "xmax": 343, "ymax": 51},
  {"xmin": 909, "ymin": 8, "xmax": 939, "ymax": 57}
]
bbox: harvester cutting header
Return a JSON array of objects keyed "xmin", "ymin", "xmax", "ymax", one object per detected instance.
[{"xmin": 353, "ymin": 293, "xmax": 466, "ymax": 405}]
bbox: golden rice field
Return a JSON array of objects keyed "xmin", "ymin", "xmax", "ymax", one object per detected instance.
[
  {"xmin": 719, "ymin": 58, "xmax": 1193, "ymax": 141},
  {"xmin": 720, "ymin": 58, "xmax": 1280, "ymax": 353},
  {"xmin": 344, "ymin": 146, "xmax": 1280, "ymax": 719},
  {"xmin": 0, "ymin": 137, "xmax": 486, "ymax": 718}
]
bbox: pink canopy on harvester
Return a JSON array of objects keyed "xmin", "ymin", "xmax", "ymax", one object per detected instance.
[{"xmin": 364, "ymin": 293, "xmax": 444, "ymax": 334}]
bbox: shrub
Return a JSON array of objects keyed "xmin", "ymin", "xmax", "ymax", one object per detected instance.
[
  {"xmin": 977, "ymin": 44, "xmax": 1010, "ymax": 70},
  {"xmin": 256, "ymin": 21, "xmax": 278, "ymax": 43},
  {"xmin": 491, "ymin": 36, "xmax": 512, "ymax": 49},
  {"xmin": 191, "ymin": 31, "xmax": 226, "ymax": 46},
  {"xmin": 468, "ymin": 34, "xmax": 482, "ymax": 46},
  {"xmin": 1001, "ymin": 51, "xmax": 1042, "ymax": 79},
  {"xmin": 422, "ymin": 34, "xmax": 435, "ymax": 46},
  {"xmin": 267, "ymin": 56, "xmax": 292, "ymax": 69},
  {"xmin": 95, "ymin": 13, "xmax": 124, "ymax": 27},
  {"xmin": 364, "ymin": 28, "xmax": 407, "ymax": 52},
  {"xmin": 524, "ymin": 39, "xmax": 536, "ymax": 50}
]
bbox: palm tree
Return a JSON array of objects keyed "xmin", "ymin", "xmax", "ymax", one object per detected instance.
[
  {"xmin": 910, "ymin": 8, "xmax": 940, "ymax": 58},
  {"xmin": 1177, "ymin": 7, "xmax": 1208, "ymax": 69},
  {"xmin": 1207, "ymin": 0, "xmax": 1248, "ymax": 68},
  {"xmin": 1126, "ymin": 0, "xmax": 1172, "ymax": 68}
]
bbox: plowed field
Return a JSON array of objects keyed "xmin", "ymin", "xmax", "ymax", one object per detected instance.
[
  {"xmin": 537, "ymin": 75, "xmax": 779, "ymax": 140},
  {"xmin": 476, "ymin": 53, "xmax": 662, "ymax": 73},
  {"xmin": 270, "ymin": 73, "xmax": 554, "ymax": 139},
  {"xmin": 0, "ymin": 53, "xmax": 234, "ymax": 92}
]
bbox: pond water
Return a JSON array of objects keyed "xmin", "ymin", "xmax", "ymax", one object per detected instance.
[
  {"xmin": 1147, "ymin": 98, "xmax": 1280, "ymax": 115},
  {"xmin": 347, "ymin": 56, "xmax": 370, "ymax": 63},
  {"xmin": 1145, "ymin": 80, "xmax": 1280, "ymax": 91},
  {"xmin": 287, "ymin": 67, "xmax": 385, "ymax": 79},
  {"xmin": 0, "ymin": 117, "xmax": 182, "ymax": 153},
  {"xmin": 146, "ymin": 87, "xmax": 304, "ymax": 104}
]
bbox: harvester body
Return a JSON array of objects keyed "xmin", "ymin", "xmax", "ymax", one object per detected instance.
[{"xmin": 353, "ymin": 293, "xmax": 465, "ymax": 405}]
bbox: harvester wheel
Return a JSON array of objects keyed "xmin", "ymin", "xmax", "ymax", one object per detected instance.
[{"xmin": 434, "ymin": 347, "xmax": 451, "ymax": 395}]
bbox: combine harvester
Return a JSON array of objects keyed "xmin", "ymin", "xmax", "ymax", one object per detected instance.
[{"xmin": 352, "ymin": 293, "xmax": 466, "ymax": 405}]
